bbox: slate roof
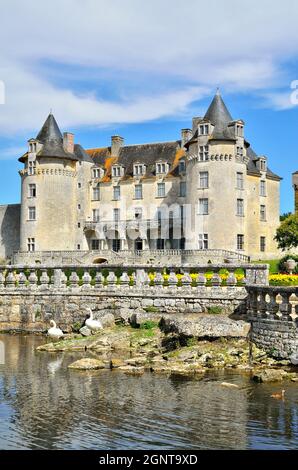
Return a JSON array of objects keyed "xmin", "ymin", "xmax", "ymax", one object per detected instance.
[
  {"xmin": 19, "ymin": 113, "xmax": 79, "ymax": 162},
  {"xmin": 246, "ymin": 147, "xmax": 281, "ymax": 181},
  {"xmin": 85, "ymin": 141, "xmax": 183, "ymax": 180}
]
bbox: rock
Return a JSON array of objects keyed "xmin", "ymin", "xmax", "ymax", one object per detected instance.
[
  {"xmin": 125, "ymin": 357, "xmax": 147, "ymax": 366},
  {"xmin": 160, "ymin": 314, "xmax": 250, "ymax": 339},
  {"xmin": 100, "ymin": 313, "xmax": 115, "ymax": 328},
  {"xmin": 177, "ymin": 349, "xmax": 197, "ymax": 361},
  {"xmin": 198, "ymin": 353, "xmax": 213, "ymax": 364},
  {"xmin": 68, "ymin": 358, "xmax": 105, "ymax": 370},
  {"xmin": 119, "ymin": 366, "xmax": 145, "ymax": 375},
  {"xmin": 130, "ymin": 312, "xmax": 162, "ymax": 327},
  {"xmin": 252, "ymin": 368, "xmax": 289, "ymax": 383},
  {"xmin": 110, "ymin": 358, "xmax": 126, "ymax": 368},
  {"xmin": 79, "ymin": 326, "xmax": 92, "ymax": 337}
]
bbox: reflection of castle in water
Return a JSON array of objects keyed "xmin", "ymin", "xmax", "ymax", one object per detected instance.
[{"xmin": 1, "ymin": 334, "xmax": 297, "ymax": 449}]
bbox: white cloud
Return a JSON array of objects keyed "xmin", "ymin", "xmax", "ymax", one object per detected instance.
[{"xmin": 0, "ymin": 0, "xmax": 298, "ymax": 137}]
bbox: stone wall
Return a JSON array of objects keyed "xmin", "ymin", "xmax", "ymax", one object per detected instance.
[
  {"xmin": 0, "ymin": 286, "xmax": 248, "ymax": 333},
  {"xmin": 247, "ymin": 286, "xmax": 298, "ymax": 359},
  {"xmin": 0, "ymin": 204, "xmax": 21, "ymax": 260}
]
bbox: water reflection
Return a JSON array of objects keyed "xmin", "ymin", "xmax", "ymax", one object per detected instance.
[{"xmin": 0, "ymin": 334, "xmax": 297, "ymax": 449}]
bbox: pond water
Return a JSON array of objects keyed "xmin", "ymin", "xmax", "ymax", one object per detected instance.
[{"xmin": 0, "ymin": 334, "xmax": 298, "ymax": 450}]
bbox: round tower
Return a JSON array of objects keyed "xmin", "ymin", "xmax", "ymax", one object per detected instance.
[
  {"xmin": 185, "ymin": 91, "xmax": 248, "ymax": 254},
  {"xmin": 19, "ymin": 114, "xmax": 79, "ymax": 253}
]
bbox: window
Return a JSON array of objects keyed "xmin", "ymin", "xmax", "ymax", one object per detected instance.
[
  {"xmin": 78, "ymin": 182, "xmax": 81, "ymax": 188},
  {"xmin": 199, "ymin": 198, "xmax": 208, "ymax": 215},
  {"xmin": 237, "ymin": 198, "xmax": 244, "ymax": 216},
  {"xmin": 156, "ymin": 238, "xmax": 165, "ymax": 249},
  {"xmin": 260, "ymin": 205, "xmax": 266, "ymax": 221},
  {"xmin": 113, "ymin": 185, "xmax": 120, "ymax": 200},
  {"xmin": 112, "ymin": 166, "xmax": 121, "ymax": 177},
  {"xmin": 135, "ymin": 207, "xmax": 142, "ymax": 219},
  {"xmin": 28, "ymin": 184, "xmax": 36, "ymax": 198},
  {"xmin": 29, "ymin": 142, "xmax": 37, "ymax": 153},
  {"xmin": 179, "ymin": 181, "xmax": 186, "ymax": 197},
  {"xmin": 28, "ymin": 161, "xmax": 36, "ymax": 175},
  {"xmin": 199, "ymin": 171, "xmax": 209, "ymax": 188},
  {"xmin": 77, "ymin": 244, "xmax": 81, "ymax": 250},
  {"xmin": 235, "ymin": 124, "xmax": 243, "ymax": 137},
  {"xmin": 135, "ymin": 184, "xmax": 143, "ymax": 199},
  {"xmin": 27, "ymin": 238, "xmax": 35, "ymax": 252},
  {"xmin": 92, "ymin": 184, "xmax": 100, "ymax": 201},
  {"xmin": 92, "ymin": 209, "xmax": 100, "ymax": 222},
  {"xmin": 236, "ymin": 172, "xmax": 244, "ymax": 190},
  {"xmin": 133, "ymin": 164, "xmax": 145, "ymax": 176},
  {"xmin": 78, "ymin": 204, "xmax": 81, "ymax": 210},
  {"xmin": 198, "ymin": 234, "xmax": 208, "ymax": 250},
  {"xmin": 260, "ymin": 180, "xmax": 266, "ymax": 196},
  {"xmin": 157, "ymin": 182, "xmax": 165, "ymax": 197},
  {"xmin": 156, "ymin": 162, "xmax": 167, "ymax": 174},
  {"xmin": 199, "ymin": 124, "xmax": 209, "ymax": 135},
  {"xmin": 259, "ymin": 159, "xmax": 266, "ymax": 171},
  {"xmin": 28, "ymin": 206, "xmax": 36, "ymax": 221},
  {"xmin": 260, "ymin": 236, "xmax": 266, "ymax": 252},
  {"xmin": 92, "ymin": 168, "xmax": 101, "ymax": 179},
  {"xmin": 78, "ymin": 222, "xmax": 81, "ymax": 228},
  {"xmin": 113, "ymin": 208, "xmax": 120, "ymax": 222},
  {"xmin": 179, "ymin": 159, "xmax": 186, "ymax": 173},
  {"xmin": 199, "ymin": 145, "xmax": 209, "ymax": 161},
  {"xmin": 237, "ymin": 234, "xmax": 244, "ymax": 250},
  {"xmin": 91, "ymin": 239, "xmax": 100, "ymax": 250},
  {"xmin": 236, "ymin": 146, "xmax": 243, "ymax": 157}
]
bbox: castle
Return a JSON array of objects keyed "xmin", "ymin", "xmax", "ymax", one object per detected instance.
[{"xmin": 0, "ymin": 91, "xmax": 281, "ymax": 265}]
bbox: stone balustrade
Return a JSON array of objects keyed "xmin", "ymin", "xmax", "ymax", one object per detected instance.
[
  {"xmin": 246, "ymin": 285, "xmax": 298, "ymax": 359},
  {"xmin": 0, "ymin": 263, "xmax": 268, "ymax": 290},
  {"xmin": 246, "ymin": 285, "xmax": 298, "ymax": 321}
]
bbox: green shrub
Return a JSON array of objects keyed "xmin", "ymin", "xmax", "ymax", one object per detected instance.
[
  {"xmin": 140, "ymin": 320, "xmax": 159, "ymax": 330},
  {"xmin": 143, "ymin": 306, "xmax": 159, "ymax": 313}
]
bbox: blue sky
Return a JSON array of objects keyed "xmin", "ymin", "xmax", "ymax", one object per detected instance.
[{"xmin": 0, "ymin": 0, "xmax": 297, "ymax": 213}]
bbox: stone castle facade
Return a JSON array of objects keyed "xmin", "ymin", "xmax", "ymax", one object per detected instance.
[{"xmin": 0, "ymin": 92, "xmax": 281, "ymax": 264}]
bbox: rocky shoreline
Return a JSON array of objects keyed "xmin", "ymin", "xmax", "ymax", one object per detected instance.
[{"xmin": 36, "ymin": 313, "xmax": 298, "ymax": 383}]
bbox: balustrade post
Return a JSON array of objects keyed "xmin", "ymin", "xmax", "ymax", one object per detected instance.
[
  {"xmin": 226, "ymin": 272, "xmax": 237, "ymax": 287},
  {"xmin": 211, "ymin": 272, "xmax": 222, "ymax": 288},
  {"xmin": 82, "ymin": 271, "xmax": 92, "ymax": 289},
  {"xmin": 279, "ymin": 291, "xmax": 292, "ymax": 320},
  {"xmin": 40, "ymin": 269, "xmax": 50, "ymax": 289},
  {"xmin": 106, "ymin": 271, "xmax": 117, "ymax": 288},
  {"xmin": 18, "ymin": 271, "xmax": 27, "ymax": 289},
  {"xmin": 0, "ymin": 271, "xmax": 5, "ymax": 289},
  {"xmin": 197, "ymin": 273, "xmax": 207, "ymax": 288},
  {"xmin": 119, "ymin": 271, "xmax": 130, "ymax": 288},
  {"xmin": 154, "ymin": 272, "xmax": 164, "ymax": 289},
  {"xmin": 69, "ymin": 271, "xmax": 80, "ymax": 288},
  {"xmin": 94, "ymin": 271, "xmax": 104, "ymax": 289},
  {"xmin": 168, "ymin": 271, "xmax": 178, "ymax": 289},
  {"xmin": 181, "ymin": 272, "xmax": 192, "ymax": 288},
  {"xmin": 6, "ymin": 270, "xmax": 16, "ymax": 289},
  {"xmin": 28, "ymin": 270, "xmax": 38, "ymax": 288}
]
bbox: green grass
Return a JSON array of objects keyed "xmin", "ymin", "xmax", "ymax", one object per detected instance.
[{"xmin": 251, "ymin": 259, "xmax": 279, "ymax": 274}]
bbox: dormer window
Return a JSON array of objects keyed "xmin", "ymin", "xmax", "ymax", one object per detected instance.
[
  {"xmin": 28, "ymin": 141, "xmax": 37, "ymax": 153},
  {"xmin": 260, "ymin": 159, "xmax": 267, "ymax": 172},
  {"xmin": 112, "ymin": 165, "xmax": 124, "ymax": 178},
  {"xmin": 178, "ymin": 159, "xmax": 186, "ymax": 174},
  {"xmin": 198, "ymin": 124, "xmax": 209, "ymax": 135},
  {"xmin": 235, "ymin": 124, "xmax": 243, "ymax": 137},
  {"xmin": 156, "ymin": 162, "xmax": 168, "ymax": 175},
  {"xmin": 92, "ymin": 167, "xmax": 103, "ymax": 179},
  {"xmin": 133, "ymin": 163, "xmax": 146, "ymax": 176}
]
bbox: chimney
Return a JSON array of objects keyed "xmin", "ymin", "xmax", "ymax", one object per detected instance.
[
  {"xmin": 111, "ymin": 135, "xmax": 124, "ymax": 156},
  {"xmin": 181, "ymin": 128, "xmax": 192, "ymax": 148},
  {"xmin": 63, "ymin": 132, "xmax": 74, "ymax": 153},
  {"xmin": 192, "ymin": 117, "xmax": 202, "ymax": 132}
]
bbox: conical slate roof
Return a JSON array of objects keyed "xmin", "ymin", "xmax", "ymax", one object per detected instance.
[
  {"xmin": 36, "ymin": 113, "xmax": 63, "ymax": 144},
  {"xmin": 204, "ymin": 90, "xmax": 233, "ymax": 127}
]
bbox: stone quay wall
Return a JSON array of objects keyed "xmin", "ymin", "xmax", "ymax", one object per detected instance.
[
  {"xmin": 247, "ymin": 286, "xmax": 298, "ymax": 359},
  {"xmin": 0, "ymin": 263, "xmax": 268, "ymax": 332}
]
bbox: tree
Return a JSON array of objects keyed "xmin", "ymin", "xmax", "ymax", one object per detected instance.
[
  {"xmin": 280, "ymin": 212, "xmax": 292, "ymax": 221},
  {"xmin": 275, "ymin": 213, "xmax": 298, "ymax": 250}
]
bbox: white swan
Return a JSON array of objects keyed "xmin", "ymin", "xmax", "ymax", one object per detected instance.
[
  {"xmin": 47, "ymin": 320, "xmax": 64, "ymax": 340},
  {"xmin": 85, "ymin": 308, "xmax": 103, "ymax": 332}
]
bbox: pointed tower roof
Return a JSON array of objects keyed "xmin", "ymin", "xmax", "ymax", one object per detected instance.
[
  {"xmin": 36, "ymin": 113, "xmax": 63, "ymax": 144},
  {"xmin": 204, "ymin": 89, "xmax": 233, "ymax": 126}
]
